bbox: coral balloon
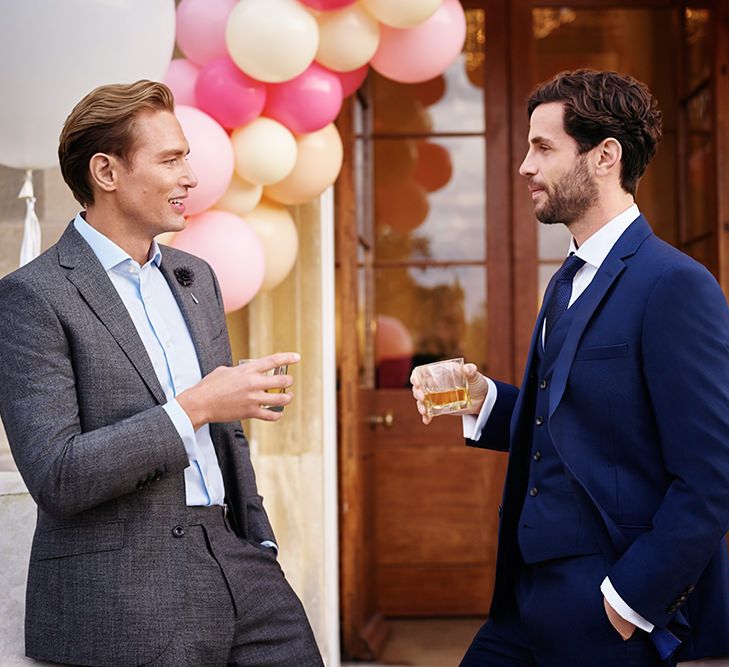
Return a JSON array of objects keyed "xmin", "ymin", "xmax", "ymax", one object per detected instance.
[
  {"xmin": 163, "ymin": 59, "xmax": 200, "ymax": 107},
  {"xmin": 215, "ymin": 173, "xmax": 264, "ymax": 216},
  {"xmin": 376, "ymin": 180, "xmax": 430, "ymax": 234},
  {"xmin": 315, "ymin": 4, "xmax": 380, "ymax": 73},
  {"xmin": 375, "ymin": 139, "xmax": 418, "ymax": 185},
  {"xmin": 176, "ymin": 0, "xmax": 237, "ymax": 67},
  {"xmin": 244, "ymin": 200, "xmax": 299, "ymax": 291},
  {"xmin": 362, "ymin": 0, "xmax": 442, "ymax": 29},
  {"xmin": 174, "ymin": 105, "xmax": 234, "ymax": 216},
  {"xmin": 299, "ymin": 0, "xmax": 356, "ymax": 9},
  {"xmin": 370, "ymin": 0, "xmax": 466, "ymax": 84},
  {"xmin": 413, "ymin": 141, "xmax": 453, "ymax": 192},
  {"xmin": 171, "ymin": 210, "xmax": 265, "ymax": 312},
  {"xmin": 331, "ymin": 64, "xmax": 369, "ymax": 97},
  {"xmin": 264, "ymin": 63, "xmax": 342, "ymax": 134},
  {"xmin": 376, "ymin": 314, "xmax": 414, "ymax": 360},
  {"xmin": 195, "ymin": 57, "xmax": 266, "ymax": 129},
  {"xmin": 264, "ymin": 123, "xmax": 343, "ymax": 205},
  {"xmin": 226, "ymin": 0, "xmax": 318, "ymax": 83},
  {"xmin": 231, "ymin": 118, "xmax": 298, "ymax": 186}
]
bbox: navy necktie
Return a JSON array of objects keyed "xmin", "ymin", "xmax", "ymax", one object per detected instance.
[{"xmin": 544, "ymin": 253, "xmax": 586, "ymax": 342}]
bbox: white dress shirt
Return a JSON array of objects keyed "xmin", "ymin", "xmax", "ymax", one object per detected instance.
[{"xmin": 462, "ymin": 203, "xmax": 654, "ymax": 632}]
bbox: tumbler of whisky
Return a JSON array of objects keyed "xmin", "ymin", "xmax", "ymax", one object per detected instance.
[
  {"xmin": 413, "ymin": 357, "xmax": 471, "ymax": 418},
  {"xmin": 263, "ymin": 364, "xmax": 288, "ymax": 412}
]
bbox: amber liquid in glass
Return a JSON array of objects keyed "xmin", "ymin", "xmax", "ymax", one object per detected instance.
[{"xmin": 424, "ymin": 386, "xmax": 471, "ymax": 416}]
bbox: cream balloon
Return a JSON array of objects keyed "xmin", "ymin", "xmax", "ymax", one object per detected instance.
[
  {"xmin": 316, "ymin": 4, "xmax": 380, "ymax": 72},
  {"xmin": 264, "ymin": 123, "xmax": 343, "ymax": 205},
  {"xmin": 362, "ymin": 0, "xmax": 442, "ymax": 28},
  {"xmin": 244, "ymin": 200, "xmax": 299, "ymax": 291},
  {"xmin": 214, "ymin": 172, "xmax": 264, "ymax": 216},
  {"xmin": 231, "ymin": 118, "xmax": 298, "ymax": 186},
  {"xmin": 226, "ymin": 0, "xmax": 319, "ymax": 83}
]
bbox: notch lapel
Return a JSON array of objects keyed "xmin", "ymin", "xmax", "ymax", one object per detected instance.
[{"xmin": 58, "ymin": 225, "xmax": 167, "ymax": 405}]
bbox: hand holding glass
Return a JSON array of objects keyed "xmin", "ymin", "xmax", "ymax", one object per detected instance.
[
  {"xmin": 412, "ymin": 357, "xmax": 471, "ymax": 418},
  {"xmin": 238, "ymin": 360, "xmax": 290, "ymax": 412}
]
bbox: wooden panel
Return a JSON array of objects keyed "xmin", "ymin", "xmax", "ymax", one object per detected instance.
[
  {"xmin": 716, "ymin": 0, "xmax": 729, "ymax": 297},
  {"xmin": 378, "ymin": 565, "xmax": 493, "ymax": 616}
]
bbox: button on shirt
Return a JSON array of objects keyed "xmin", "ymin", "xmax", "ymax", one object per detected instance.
[
  {"xmin": 74, "ymin": 214, "xmax": 225, "ymax": 506},
  {"xmin": 461, "ymin": 204, "xmax": 653, "ymax": 633}
]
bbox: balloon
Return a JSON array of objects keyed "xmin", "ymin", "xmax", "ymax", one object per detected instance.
[
  {"xmin": 174, "ymin": 105, "xmax": 234, "ymax": 216},
  {"xmin": 0, "ymin": 0, "xmax": 175, "ymax": 170},
  {"xmin": 362, "ymin": 0, "xmax": 442, "ymax": 29},
  {"xmin": 413, "ymin": 141, "xmax": 453, "ymax": 192},
  {"xmin": 264, "ymin": 123, "xmax": 343, "ymax": 205},
  {"xmin": 231, "ymin": 118, "xmax": 297, "ymax": 186},
  {"xmin": 376, "ymin": 180, "xmax": 430, "ymax": 234},
  {"xmin": 264, "ymin": 63, "xmax": 342, "ymax": 134},
  {"xmin": 171, "ymin": 210, "xmax": 265, "ymax": 312},
  {"xmin": 215, "ymin": 173, "xmax": 264, "ymax": 216},
  {"xmin": 299, "ymin": 0, "xmax": 356, "ymax": 9},
  {"xmin": 226, "ymin": 0, "xmax": 319, "ymax": 84},
  {"xmin": 375, "ymin": 314, "xmax": 414, "ymax": 360},
  {"xmin": 374, "ymin": 139, "xmax": 418, "ymax": 185},
  {"xmin": 195, "ymin": 57, "xmax": 266, "ymax": 129},
  {"xmin": 244, "ymin": 200, "xmax": 299, "ymax": 291},
  {"xmin": 176, "ymin": 0, "xmax": 237, "ymax": 67},
  {"xmin": 315, "ymin": 4, "xmax": 380, "ymax": 72},
  {"xmin": 163, "ymin": 58, "xmax": 200, "ymax": 107},
  {"xmin": 412, "ymin": 75, "xmax": 446, "ymax": 107},
  {"xmin": 331, "ymin": 64, "xmax": 369, "ymax": 98},
  {"xmin": 370, "ymin": 0, "xmax": 466, "ymax": 84}
]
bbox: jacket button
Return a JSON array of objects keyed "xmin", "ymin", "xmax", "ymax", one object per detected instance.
[
  {"xmin": 666, "ymin": 604, "xmax": 677, "ymax": 615},
  {"xmin": 539, "ymin": 379, "xmax": 548, "ymax": 389},
  {"xmin": 533, "ymin": 450, "xmax": 542, "ymax": 461},
  {"xmin": 529, "ymin": 487, "xmax": 539, "ymax": 497},
  {"xmin": 172, "ymin": 525, "xmax": 186, "ymax": 538},
  {"xmin": 497, "ymin": 505, "xmax": 503, "ymax": 518},
  {"xmin": 535, "ymin": 416, "xmax": 544, "ymax": 426}
]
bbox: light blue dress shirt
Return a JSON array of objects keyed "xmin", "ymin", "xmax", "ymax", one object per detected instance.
[{"xmin": 74, "ymin": 214, "xmax": 225, "ymax": 506}]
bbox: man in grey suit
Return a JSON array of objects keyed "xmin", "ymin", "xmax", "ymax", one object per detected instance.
[{"xmin": 0, "ymin": 80, "xmax": 323, "ymax": 667}]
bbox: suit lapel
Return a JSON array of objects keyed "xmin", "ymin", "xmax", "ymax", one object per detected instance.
[
  {"xmin": 58, "ymin": 224, "xmax": 167, "ymax": 404},
  {"xmin": 548, "ymin": 216, "xmax": 653, "ymax": 417},
  {"xmin": 157, "ymin": 250, "xmax": 217, "ymax": 377}
]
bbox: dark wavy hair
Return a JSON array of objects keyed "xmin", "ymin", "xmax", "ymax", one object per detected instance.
[
  {"xmin": 59, "ymin": 80, "xmax": 175, "ymax": 207},
  {"xmin": 527, "ymin": 69, "xmax": 663, "ymax": 196}
]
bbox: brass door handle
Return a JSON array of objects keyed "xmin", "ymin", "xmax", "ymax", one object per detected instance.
[{"xmin": 369, "ymin": 411, "xmax": 394, "ymax": 428}]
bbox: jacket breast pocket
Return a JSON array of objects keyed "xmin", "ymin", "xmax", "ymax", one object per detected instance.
[
  {"xmin": 574, "ymin": 342, "xmax": 629, "ymax": 361},
  {"xmin": 33, "ymin": 520, "xmax": 125, "ymax": 561}
]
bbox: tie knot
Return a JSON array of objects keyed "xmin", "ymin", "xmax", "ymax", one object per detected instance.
[{"xmin": 557, "ymin": 254, "xmax": 586, "ymax": 282}]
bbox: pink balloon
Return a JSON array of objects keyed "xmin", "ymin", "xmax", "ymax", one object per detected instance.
[
  {"xmin": 264, "ymin": 62, "xmax": 343, "ymax": 134},
  {"xmin": 175, "ymin": 105, "xmax": 234, "ymax": 216},
  {"xmin": 171, "ymin": 210, "xmax": 265, "ymax": 312},
  {"xmin": 176, "ymin": 0, "xmax": 238, "ymax": 67},
  {"xmin": 370, "ymin": 0, "xmax": 466, "ymax": 84},
  {"xmin": 163, "ymin": 59, "xmax": 200, "ymax": 107},
  {"xmin": 330, "ymin": 64, "xmax": 369, "ymax": 98},
  {"xmin": 195, "ymin": 57, "xmax": 266, "ymax": 129},
  {"xmin": 299, "ymin": 0, "xmax": 356, "ymax": 9}
]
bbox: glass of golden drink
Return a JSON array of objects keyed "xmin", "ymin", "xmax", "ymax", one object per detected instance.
[{"xmin": 413, "ymin": 357, "xmax": 471, "ymax": 418}]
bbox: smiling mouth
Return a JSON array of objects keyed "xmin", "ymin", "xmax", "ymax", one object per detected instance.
[{"xmin": 169, "ymin": 197, "xmax": 186, "ymax": 212}]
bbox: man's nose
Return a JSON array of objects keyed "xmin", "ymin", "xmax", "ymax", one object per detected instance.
[
  {"xmin": 519, "ymin": 153, "xmax": 534, "ymax": 178},
  {"xmin": 182, "ymin": 161, "xmax": 198, "ymax": 189}
]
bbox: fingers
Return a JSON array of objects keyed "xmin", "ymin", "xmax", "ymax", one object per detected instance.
[
  {"xmin": 252, "ymin": 352, "xmax": 301, "ymax": 373},
  {"xmin": 464, "ymin": 363, "xmax": 480, "ymax": 380}
]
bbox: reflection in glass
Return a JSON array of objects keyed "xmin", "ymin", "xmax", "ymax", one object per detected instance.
[
  {"xmin": 684, "ymin": 8, "xmax": 711, "ymax": 93},
  {"xmin": 375, "ymin": 137, "xmax": 485, "ymax": 263},
  {"xmin": 375, "ymin": 267, "xmax": 487, "ymax": 388}
]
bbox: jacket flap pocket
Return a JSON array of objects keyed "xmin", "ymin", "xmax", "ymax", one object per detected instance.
[
  {"xmin": 575, "ymin": 342, "xmax": 629, "ymax": 361},
  {"xmin": 34, "ymin": 520, "xmax": 125, "ymax": 561}
]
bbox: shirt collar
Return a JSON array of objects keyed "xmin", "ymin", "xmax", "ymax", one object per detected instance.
[
  {"xmin": 569, "ymin": 203, "xmax": 640, "ymax": 269},
  {"xmin": 73, "ymin": 212, "xmax": 162, "ymax": 270}
]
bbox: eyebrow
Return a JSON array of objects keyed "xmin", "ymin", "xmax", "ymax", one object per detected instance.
[
  {"xmin": 529, "ymin": 135, "xmax": 555, "ymax": 146},
  {"xmin": 157, "ymin": 148, "xmax": 189, "ymax": 159}
]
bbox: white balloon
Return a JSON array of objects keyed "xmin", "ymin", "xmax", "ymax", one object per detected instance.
[
  {"xmin": 0, "ymin": 0, "xmax": 175, "ymax": 170},
  {"xmin": 231, "ymin": 118, "xmax": 298, "ymax": 186},
  {"xmin": 362, "ymin": 0, "xmax": 442, "ymax": 29}
]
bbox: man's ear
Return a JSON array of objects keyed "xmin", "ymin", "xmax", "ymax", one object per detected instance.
[
  {"xmin": 594, "ymin": 138, "xmax": 622, "ymax": 176},
  {"xmin": 88, "ymin": 153, "xmax": 119, "ymax": 194}
]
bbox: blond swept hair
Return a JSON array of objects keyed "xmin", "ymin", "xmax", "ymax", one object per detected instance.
[{"xmin": 59, "ymin": 80, "xmax": 175, "ymax": 206}]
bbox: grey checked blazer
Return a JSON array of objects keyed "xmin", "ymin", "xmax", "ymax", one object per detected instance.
[{"xmin": 0, "ymin": 222, "xmax": 275, "ymax": 666}]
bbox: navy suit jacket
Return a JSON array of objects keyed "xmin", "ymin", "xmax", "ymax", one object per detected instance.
[{"xmin": 470, "ymin": 216, "xmax": 729, "ymax": 661}]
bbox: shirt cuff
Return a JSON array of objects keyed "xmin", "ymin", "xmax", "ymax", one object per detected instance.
[
  {"xmin": 462, "ymin": 377, "xmax": 498, "ymax": 440},
  {"xmin": 260, "ymin": 540, "xmax": 279, "ymax": 555},
  {"xmin": 600, "ymin": 577, "xmax": 654, "ymax": 633},
  {"xmin": 162, "ymin": 398, "xmax": 197, "ymax": 460}
]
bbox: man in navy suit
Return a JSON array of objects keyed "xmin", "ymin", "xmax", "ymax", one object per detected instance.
[{"xmin": 412, "ymin": 69, "xmax": 729, "ymax": 666}]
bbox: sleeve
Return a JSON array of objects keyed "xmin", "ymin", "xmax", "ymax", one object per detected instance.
[
  {"xmin": 606, "ymin": 263, "xmax": 729, "ymax": 628},
  {"xmin": 462, "ymin": 377, "xmax": 499, "ymax": 440},
  {"xmin": 0, "ymin": 276, "xmax": 190, "ymax": 517},
  {"xmin": 465, "ymin": 380, "xmax": 519, "ymax": 452}
]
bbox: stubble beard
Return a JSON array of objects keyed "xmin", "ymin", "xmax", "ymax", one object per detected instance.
[{"xmin": 534, "ymin": 155, "xmax": 598, "ymax": 226}]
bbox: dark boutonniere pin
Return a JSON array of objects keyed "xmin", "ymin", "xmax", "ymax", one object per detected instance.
[{"xmin": 174, "ymin": 267, "xmax": 199, "ymax": 304}]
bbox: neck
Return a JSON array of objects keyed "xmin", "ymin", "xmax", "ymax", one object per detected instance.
[
  {"xmin": 84, "ymin": 206, "xmax": 152, "ymax": 265},
  {"xmin": 566, "ymin": 190, "xmax": 634, "ymax": 246}
]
